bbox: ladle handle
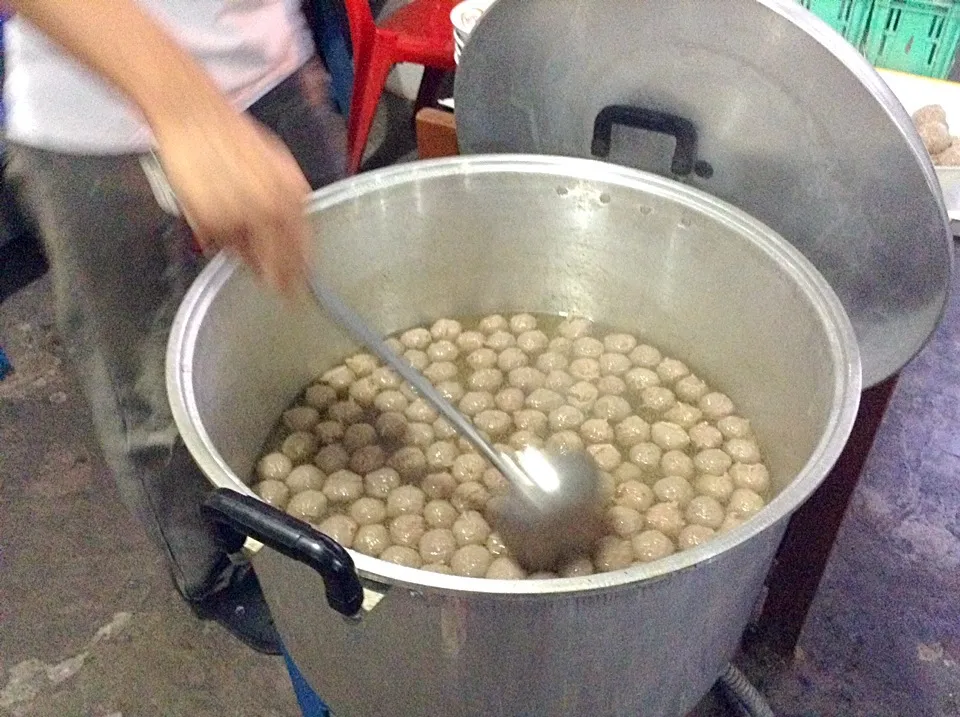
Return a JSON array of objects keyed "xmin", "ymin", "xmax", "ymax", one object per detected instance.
[
  {"xmin": 201, "ymin": 488, "xmax": 363, "ymax": 618},
  {"xmin": 305, "ymin": 274, "xmax": 518, "ymax": 478},
  {"xmin": 590, "ymin": 104, "xmax": 713, "ymax": 179}
]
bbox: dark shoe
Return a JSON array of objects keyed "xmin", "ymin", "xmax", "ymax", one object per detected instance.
[{"xmin": 191, "ymin": 564, "xmax": 282, "ymax": 655}]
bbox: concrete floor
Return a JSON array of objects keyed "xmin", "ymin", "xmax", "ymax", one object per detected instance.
[{"xmin": 3, "ymin": 93, "xmax": 960, "ymax": 716}]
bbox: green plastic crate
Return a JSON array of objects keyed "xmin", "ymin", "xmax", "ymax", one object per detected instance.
[
  {"xmin": 798, "ymin": 0, "xmax": 872, "ymax": 45},
  {"xmin": 863, "ymin": 0, "xmax": 960, "ymax": 78}
]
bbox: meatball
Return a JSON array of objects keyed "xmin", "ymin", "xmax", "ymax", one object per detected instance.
[
  {"xmin": 641, "ymin": 386, "xmax": 677, "ymax": 414},
  {"xmin": 508, "ymin": 366, "xmax": 545, "ymax": 393},
  {"xmin": 486, "ymin": 330, "xmax": 516, "ymax": 351},
  {"xmin": 423, "ymin": 499, "xmax": 459, "ymax": 529},
  {"xmin": 328, "ymin": 400, "xmax": 364, "ymax": 425},
  {"xmin": 674, "ymin": 374, "xmax": 709, "ymax": 403},
  {"xmin": 304, "ymin": 384, "xmax": 337, "ymax": 411},
  {"xmin": 606, "ymin": 505, "xmax": 644, "ymax": 537},
  {"xmin": 486, "ymin": 557, "xmax": 526, "ymax": 579},
  {"xmin": 431, "ymin": 318, "xmax": 463, "ymax": 341},
  {"xmin": 615, "ymin": 480, "xmax": 655, "ymax": 512},
  {"xmin": 323, "ymin": 470, "xmax": 364, "ymax": 504},
  {"xmin": 557, "ymin": 317, "xmax": 593, "ymax": 339},
  {"xmin": 569, "ymin": 358, "xmax": 601, "ymax": 382},
  {"xmin": 727, "ymin": 488, "xmax": 765, "ymax": 519},
  {"xmin": 424, "ymin": 440, "xmax": 458, "ymax": 470},
  {"xmin": 517, "ymin": 330, "xmax": 549, "ymax": 355},
  {"xmin": 423, "ymin": 361, "xmax": 458, "ymax": 384},
  {"xmin": 545, "ymin": 370, "xmax": 575, "ymax": 393},
  {"xmin": 353, "ymin": 524, "xmax": 390, "ymax": 557},
  {"xmin": 386, "ymin": 484, "xmax": 427, "ymax": 517},
  {"xmin": 452, "ymin": 510, "xmax": 492, "ymax": 546},
  {"xmin": 660, "ymin": 450, "xmax": 695, "ymax": 480},
  {"xmin": 689, "ymin": 422, "xmax": 724, "ymax": 450},
  {"xmin": 587, "ymin": 443, "xmax": 622, "ymax": 472},
  {"xmin": 370, "ymin": 366, "xmax": 402, "ymax": 390},
  {"xmin": 653, "ymin": 476, "xmax": 695, "ymax": 507},
  {"xmin": 427, "ymin": 340, "xmax": 459, "ymax": 363},
  {"xmin": 580, "ymin": 418, "xmax": 614, "ymax": 444},
  {"xmin": 466, "ymin": 348, "xmax": 498, "ymax": 371},
  {"xmin": 650, "ymin": 421, "xmax": 690, "ymax": 451},
  {"xmin": 525, "ymin": 388, "xmax": 564, "ymax": 412},
  {"xmin": 435, "ymin": 381, "xmax": 466, "ymax": 403},
  {"xmin": 460, "ymin": 391, "xmax": 496, "ymax": 417},
  {"xmin": 678, "ymin": 525, "xmax": 715, "ymax": 550},
  {"xmin": 400, "ymin": 327, "xmax": 432, "ymax": 350},
  {"xmin": 509, "ymin": 430, "xmax": 544, "ymax": 450},
  {"xmin": 286, "ymin": 465, "xmax": 325, "ymax": 493},
  {"xmin": 596, "ymin": 375, "xmax": 627, "ymax": 396},
  {"xmin": 364, "ymin": 467, "xmax": 401, "ymax": 499},
  {"xmin": 283, "ymin": 406, "xmax": 319, "ymax": 432},
  {"xmin": 662, "ymin": 403, "xmax": 702, "ymax": 429},
  {"xmin": 380, "ymin": 545, "xmax": 422, "ymax": 568},
  {"xmin": 549, "ymin": 405, "xmax": 585, "ymax": 432},
  {"xmin": 389, "ymin": 514, "xmax": 426, "ymax": 548},
  {"xmin": 655, "ymin": 358, "xmax": 690, "ymax": 384},
  {"xmin": 321, "ymin": 365, "xmax": 356, "ymax": 394},
  {"xmin": 343, "ymin": 423, "xmax": 377, "ymax": 453},
  {"xmin": 694, "ymin": 448, "xmax": 733, "ymax": 476},
  {"xmin": 375, "ymin": 412, "xmax": 407, "ymax": 442},
  {"xmin": 421, "ymin": 471, "xmax": 458, "ymax": 500},
  {"xmin": 257, "ymin": 452, "xmax": 293, "ymax": 482},
  {"xmin": 632, "ymin": 530, "xmax": 675, "ymax": 562},
  {"xmin": 593, "ymin": 536, "xmax": 634, "ymax": 572},
  {"xmin": 629, "ymin": 344, "xmax": 662, "ymax": 368},
  {"xmin": 405, "ymin": 398, "xmax": 440, "ymax": 424},
  {"xmin": 725, "ymin": 438, "xmax": 762, "ymax": 464},
  {"xmin": 478, "ymin": 314, "xmax": 509, "ymax": 334},
  {"xmin": 603, "ymin": 333, "xmax": 637, "ymax": 355},
  {"xmin": 494, "ymin": 387, "xmax": 526, "ymax": 413},
  {"xmin": 281, "ymin": 432, "xmax": 318, "ymax": 464},
  {"xmin": 456, "ymin": 330, "xmax": 485, "ymax": 352},
  {"xmin": 717, "ymin": 415, "xmax": 753, "ymax": 439},
  {"xmin": 349, "ymin": 497, "xmax": 387, "ymax": 525},
  {"xmin": 644, "ymin": 502, "xmax": 685, "ymax": 538},
  {"xmin": 418, "ymin": 528, "xmax": 458, "ymax": 564},
  {"xmin": 474, "ymin": 410, "xmax": 513, "ymax": 439},
  {"xmin": 317, "ymin": 515, "xmax": 358, "ymax": 547},
  {"xmin": 599, "ymin": 353, "xmax": 632, "ymax": 377},
  {"xmin": 628, "ymin": 442, "xmax": 662, "ymax": 473},
  {"xmin": 348, "ymin": 377, "xmax": 378, "ymax": 407},
  {"xmin": 699, "ymin": 392, "xmax": 735, "ymax": 420},
  {"xmin": 374, "ymin": 389, "xmax": 409, "ymax": 414},
  {"xmin": 315, "ymin": 443, "xmax": 349, "ymax": 474},
  {"xmin": 572, "ymin": 336, "xmax": 604, "ymax": 359},
  {"xmin": 387, "ymin": 446, "xmax": 428, "ymax": 481},
  {"xmin": 624, "ymin": 367, "xmax": 660, "ymax": 393},
  {"xmin": 497, "ymin": 347, "xmax": 529, "ymax": 372},
  {"xmin": 614, "ymin": 416, "xmax": 650, "ymax": 448},
  {"xmin": 729, "ymin": 462, "xmax": 771, "ymax": 494},
  {"xmin": 255, "ymin": 480, "xmax": 290, "ymax": 509},
  {"xmin": 685, "ymin": 495, "xmax": 725, "ymax": 529},
  {"xmin": 450, "ymin": 544, "xmax": 493, "ymax": 577},
  {"xmin": 592, "ymin": 395, "xmax": 632, "ymax": 423},
  {"xmin": 566, "ymin": 381, "xmax": 599, "ymax": 412},
  {"xmin": 451, "ymin": 481, "xmax": 491, "ymax": 513},
  {"xmin": 468, "ymin": 368, "xmax": 504, "ymax": 393},
  {"xmin": 694, "ymin": 473, "xmax": 735, "ymax": 503},
  {"xmin": 536, "ymin": 351, "xmax": 569, "ymax": 373},
  {"xmin": 559, "ymin": 557, "xmax": 595, "ymax": 577}
]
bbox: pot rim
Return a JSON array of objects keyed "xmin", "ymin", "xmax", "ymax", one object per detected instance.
[{"xmin": 167, "ymin": 154, "xmax": 862, "ymax": 597}]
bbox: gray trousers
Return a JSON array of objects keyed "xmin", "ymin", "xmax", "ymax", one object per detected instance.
[{"xmin": 6, "ymin": 57, "xmax": 347, "ymax": 600}]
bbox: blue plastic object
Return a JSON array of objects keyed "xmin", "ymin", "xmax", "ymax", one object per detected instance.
[
  {"xmin": 0, "ymin": 346, "xmax": 12, "ymax": 380},
  {"xmin": 281, "ymin": 644, "xmax": 332, "ymax": 717}
]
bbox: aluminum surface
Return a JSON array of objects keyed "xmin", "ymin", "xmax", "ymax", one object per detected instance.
[
  {"xmin": 454, "ymin": 0, "xmax": 953, "ymax": 388},
  {"xmin": 166, "ymin": 156, "xmax": 861, "ymax": 715}
]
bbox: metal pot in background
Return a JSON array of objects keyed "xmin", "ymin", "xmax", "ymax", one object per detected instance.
[{"xmin": 167, "ymin": 156, "xmax": 861, "ymax": 716}]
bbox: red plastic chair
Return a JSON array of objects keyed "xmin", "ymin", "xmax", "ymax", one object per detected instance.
[{"xmin": 342, "ymin": 0, "xmax": 458, "ymax": 173}]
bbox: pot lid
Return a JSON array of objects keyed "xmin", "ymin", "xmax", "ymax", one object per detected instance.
[{"xmin": 454, "ymin": 0, "xmax": 953, "ymax": 387}]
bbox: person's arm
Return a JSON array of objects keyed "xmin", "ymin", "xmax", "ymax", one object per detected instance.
[{"xmin": 7, "ymin": 0, "xmax": 312, "ymax": 293}]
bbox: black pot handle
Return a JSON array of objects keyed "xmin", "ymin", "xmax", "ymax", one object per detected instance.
[
  {"xmin": 201, "ymin": 488, "xmax": 364, "ymax": 618},
  {"xmin": 590, "ymin": 104, "xmax": 713, "ymax": 178}
]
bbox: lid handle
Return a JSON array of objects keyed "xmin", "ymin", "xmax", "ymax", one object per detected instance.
[
  {"xmin": 201, "ymin": 488, "xmax": 364, "ymax": 618},
  {"xmin": 591, "ymin": 104, "xmax": 713, "ymax": 178}
]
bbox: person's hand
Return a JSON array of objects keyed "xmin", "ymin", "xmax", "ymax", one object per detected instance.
[{"xmin": 154, "ymin": 109, "xmax": 311, "ymax": 295}]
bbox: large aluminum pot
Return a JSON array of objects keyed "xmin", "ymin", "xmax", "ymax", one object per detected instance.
[{"xmin": 167, "ymin": 156, "xmax": 861, "ymax": 716}]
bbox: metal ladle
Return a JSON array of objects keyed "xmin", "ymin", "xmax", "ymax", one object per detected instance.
[
  {"xmin": 307, "ymin": 277, "xmax": 606, "ymax": 572},
  {"xmin": 139, "ymin": 152, "xmax": 604, "ymax": 571}
]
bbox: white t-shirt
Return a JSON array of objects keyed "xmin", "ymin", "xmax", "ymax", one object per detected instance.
[{"xmin": 2, "ymin": 0, "xmax": 314, "ymax": 154}]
